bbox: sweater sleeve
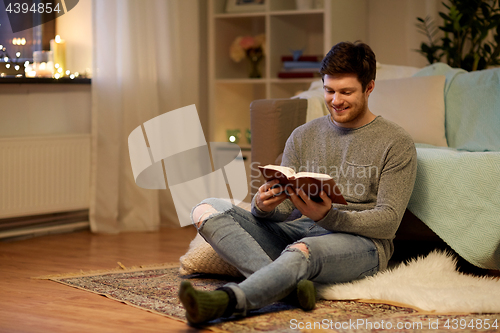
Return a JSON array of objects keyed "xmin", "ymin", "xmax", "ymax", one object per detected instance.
[
  {"xmin": 315, "ymin": 141, "xmax": 417, "ymax": 240},
  {"xmin": 250, "ymin": 130, "xmax": 300, "ymax": 221}
]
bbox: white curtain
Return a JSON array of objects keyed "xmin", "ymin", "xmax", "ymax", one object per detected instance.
[{"xmin": 90, "ymin": 0, "xmax": 201, "ymax": 233}]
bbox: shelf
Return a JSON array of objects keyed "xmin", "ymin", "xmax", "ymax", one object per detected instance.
[
  {"xmin": 214, "ymin": 9, "xmax": 324, "ymax": 17},
  {"xmin": 269, "ymin": 0, "xmax": 324, "ymax": 12},
  {"xmin": 214, "ymin": 12, "xmax": 266, "ymax": 18},
  {"xmin": 209, "ymin": 0, "xmax": 328, "ymax": 143},
  {"xmin": 269, "ymin": 13, "xmax": 324, "ymax": 78},
  {"xmin": 214, "ymin": 16, "xmax": 266, "ymax": 80},
  {"xmin": 215, "ymin": 78, "xmax": 320, "ymax": 84},
  {"xmin": 0, "ymin": 77, "xmax": 91, "ymax": 84},
  {"xmin": 270, "ymin": 9, "xmax": 324, "ymax": 16},
  {"xmin": 216, "ymin": 78, "xmax": 266, "ymax": 84},
  {"xmin": 270, "ymin": 77, "xmax": 320, "ymax": 83},
  {"xmin": 209, "ymin": 0, "xmax": 368, "ymax": 142}
]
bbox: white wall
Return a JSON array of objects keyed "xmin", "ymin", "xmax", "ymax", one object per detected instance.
[
  {"xmin": 367, "ymin": 0, "xmax": 446, "ymax": 67},
  {"xmin": 0, "ymin": 2, "xmax": 93, "ymax": 139},
  {"xmin": 55, "ymin": 0, "xmax": 93, "ymax": 75},
  {"xmin": 0, "ymin": 85, "xmax": 91, "ymax": 137},
  {"xmin": 368, "ymin": 0, "xmax": 445, "ymax": 67}
]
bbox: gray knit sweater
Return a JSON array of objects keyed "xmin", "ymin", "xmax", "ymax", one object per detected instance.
[{"xmin": 252, "ymin": 115, "xmax": 417, "ymax": 271}]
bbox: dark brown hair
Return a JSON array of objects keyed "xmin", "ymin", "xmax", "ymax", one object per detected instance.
[{"xmin": 320, "ymin": 41, "xmax": 376, "ymax": 92}]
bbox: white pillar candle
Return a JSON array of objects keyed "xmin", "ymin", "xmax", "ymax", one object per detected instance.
[{"xmin": 50, "ymin": 35, "xmax": 66, "ymax": 77}]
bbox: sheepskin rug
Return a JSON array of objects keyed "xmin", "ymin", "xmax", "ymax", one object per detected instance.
[{"xmin": 317, "ymin": 250, "xmax": 500, "ymax": 313}]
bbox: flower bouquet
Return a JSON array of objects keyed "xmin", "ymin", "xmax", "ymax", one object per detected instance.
[{"xmin": 230, "ymin": 34, "xmax": 266, "ymax": 78}]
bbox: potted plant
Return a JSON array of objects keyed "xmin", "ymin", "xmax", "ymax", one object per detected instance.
[
  {"xmin": 416, "ymin": 0, "xmax": 500, "ymax": 71},
  {"xmin": 229, "ymin": 34, "xmax": 266, "ymax": 78}
]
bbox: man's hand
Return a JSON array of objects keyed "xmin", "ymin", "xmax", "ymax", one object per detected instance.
[
  {"xmin": 255, "ymin": 179, "xmax": 288, "ymax": 212},
  {"xmin": 286, "ymin": 187, "xmax": 332, "ymax": 221}
]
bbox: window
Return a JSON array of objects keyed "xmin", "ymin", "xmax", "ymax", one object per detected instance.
[{"xmin": 0, "ymin": 1, "xmax": 55, "ymax": 76}]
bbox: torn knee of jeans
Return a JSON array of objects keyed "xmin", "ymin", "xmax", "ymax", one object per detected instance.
[
  {"xmin": 191, "ymin": 203, "xmax": 220, "ymax": 229},
  {"xmin": 287, "ymin": 242, "xmax": 310, "ymax": 258}
]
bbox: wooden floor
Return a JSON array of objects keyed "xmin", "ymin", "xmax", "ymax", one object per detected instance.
[{"xmin": 0, "ymin": 226, "xmax": 212, "ymax": 333}]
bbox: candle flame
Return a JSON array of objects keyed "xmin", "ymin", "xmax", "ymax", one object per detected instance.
[{"xmin": 55, "ymin": 35, "xmax": 62, "ymax": 43}]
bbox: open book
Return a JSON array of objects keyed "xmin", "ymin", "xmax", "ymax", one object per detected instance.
[{"xmin": 258, "ymin": 165, "xmax": 347, "ymax": 205}]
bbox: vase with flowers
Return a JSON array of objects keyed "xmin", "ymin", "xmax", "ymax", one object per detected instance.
[{"xmin": 230, "ymin": 34, "xmax": 266, "ymax": 78}]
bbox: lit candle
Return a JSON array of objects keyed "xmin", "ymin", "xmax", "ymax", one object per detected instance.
[
  {"xmin": 35, "ymin": 61, "xmax": 55, "ymax": 77},
  {"xmin": 25, "ymin": 62, "xmax": 36, "ymax": 78},
  {"xmin": 33, "ymin": 51, "xmax": 54, "ymax": 78},
  {"xmin": 50, "ymin": 35, "xmax": 66, "ymax": 77}
]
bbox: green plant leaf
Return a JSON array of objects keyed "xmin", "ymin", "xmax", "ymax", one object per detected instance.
[
  {"xmin": 416, "ymin": 0, "xmax": 500, "ymax": 71},
  {"xmin": 481, "ymin": 3, "xmax": 490, "ymax": 19},
  {"xmin": 484, "ymin": 43, "xmax": 492, "ymax": 53},
  {"xmin": 439, "ymin": 12, "xmax": 452, "ymax": 21}
]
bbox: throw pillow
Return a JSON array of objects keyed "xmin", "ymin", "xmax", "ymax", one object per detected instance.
[
  {"xmin": 179, "ymin": 233, "xmax": 243, "ymax": 277},
  {"xmin": 179, "ymin": 202, "xmax": 251, "ymax": 277},
  {"xmin": 368, "ymin": 75, "xmax": 448, "ymax": 147}
]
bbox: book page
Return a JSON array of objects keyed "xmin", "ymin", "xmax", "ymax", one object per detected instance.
[
  {"xmin": 292, "ymin": 172, "xmax": 332, "ymax": 180},
  {"xmin": 259, "ymin": 165, "xmax": 296, "ymax": 178}
]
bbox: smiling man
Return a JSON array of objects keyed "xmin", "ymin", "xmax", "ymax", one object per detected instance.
[
  {"xmin": 324, "ymin": 72, "xmax": 375, "ymax": 128},
  {"xmin": 179, "ymin": 41, "xmax": 417, "ymax": 325}
]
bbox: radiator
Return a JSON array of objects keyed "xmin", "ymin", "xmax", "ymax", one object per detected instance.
[{"xmin": 0, "ymin": 134, "xmax": 91, "ymax": 219}]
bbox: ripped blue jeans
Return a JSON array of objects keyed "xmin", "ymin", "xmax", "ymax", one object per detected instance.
[{"xmin": 191, "ymin": 198, "xmax": 379, "ymax": 315}]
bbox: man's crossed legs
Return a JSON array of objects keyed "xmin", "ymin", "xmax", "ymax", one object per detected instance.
[{"xmin": 179, "ymin": 198, "xmax": 379, "ymax": 325}]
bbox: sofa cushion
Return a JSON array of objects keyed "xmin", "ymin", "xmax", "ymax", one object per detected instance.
[
  {"xmin": 414, "ymin": 63, "xmax": 500, "ymax": 152},
  {"xmin": 375, "ymin": 62, "xmax": 421, "ymax": 80},
  {"xmin": 368, "ymin": 75, "xmax": 448, "ymax": 147}
]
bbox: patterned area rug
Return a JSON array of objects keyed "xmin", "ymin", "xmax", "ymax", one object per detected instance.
[{"xmin": 41, "ymin": 264, "xmax": 500, "ymax": 333}]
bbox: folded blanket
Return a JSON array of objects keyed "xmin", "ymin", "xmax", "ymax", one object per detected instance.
[{"xmin": 408, "ymin": 144, "xmax": 500, "ymax": 269}]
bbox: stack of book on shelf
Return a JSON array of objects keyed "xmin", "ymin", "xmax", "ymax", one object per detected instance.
[{"xmin": 278, "ymin": 55, "xmax": 322, "ymax": 79}]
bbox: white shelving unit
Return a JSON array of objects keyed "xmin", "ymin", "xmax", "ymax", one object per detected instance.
[{"xmin": 208, "ymin": 0, "xmax": 367, "ymax": 144}]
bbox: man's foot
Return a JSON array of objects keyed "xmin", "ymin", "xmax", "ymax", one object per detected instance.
[
  {"xmin": 178, "ymin": 281, "xmax": 230, "ymax": 325},
  {"xmin": 282, "ymin": 279, "xmax": 317, "ymax": 311},
  {"xmin": 296, "ymin": 279, "xmax": 317, "ymax": 311}
]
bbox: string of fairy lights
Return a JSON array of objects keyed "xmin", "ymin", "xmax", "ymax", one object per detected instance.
[
  {"xmin": 0, "ymin": 41, "xmax": 24, "ymax": 75},
  {"xmin": 0, "ymin": 36, "xmax": 86, "ymax": 79}
]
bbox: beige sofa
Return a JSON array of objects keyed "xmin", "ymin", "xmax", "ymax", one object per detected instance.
[
  {"xmin": 179, "ymin": 63, "xmax": 500, "ymax": 275},
  {"xmin": 248, "ymin": 61, "xmax": 500, "ymax": 273}
]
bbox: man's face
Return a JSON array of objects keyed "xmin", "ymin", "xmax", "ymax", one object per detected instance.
[{"xmin": 323, "ymin": 73, "xmax": 375, "ymax": 128}]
